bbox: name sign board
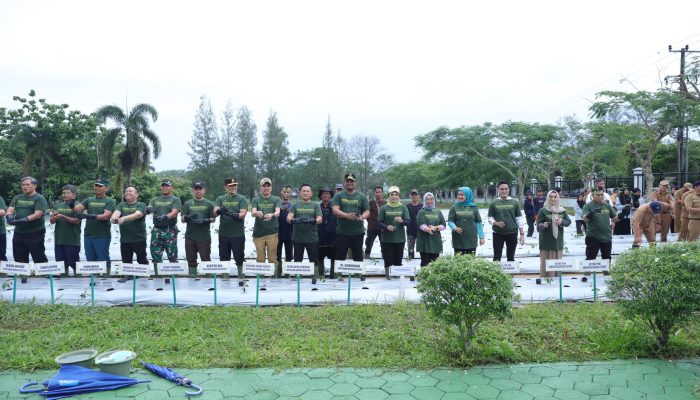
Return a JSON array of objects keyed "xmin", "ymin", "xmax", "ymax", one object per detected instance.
[
  {"xmin": 499, "ymin": 261, "xmax": 520, "ymax": 274},
  {"xmin": 580, "ymin": 259, "xmax": 610, "ymax": 272},
  {"xmin": 390, "ymin": 265, "xmax": 416, "ymax": 277},
  {"xmin": 198, "ymin": 261, "xmax": 231, "ymax": 275},
  {"xmin": 121, "ymin": 263, "xmax": 151, "ymax": 277},
  {"xmin": 336, "ymin": 261, "xmax": 366, "ymax": 275},
  {"xmin": 243, "ymin": 262, "xmax": 275, "ymax": 276},
  {"xmin": 158, "ymin": 262, "xmax": 189, "ymax": 275},
  {"xmin": 34, "ymin": 262, "xmax": 64, "ymax": 276},
  {"xmin": 283, "ymin": 262, "xmax": 314, "ymax": 276},
  {"xmin": 545, "ymin": 259, "xmax": 576, "ymax": 272},
  {"xmin": 76, "ymin": 261, "xmax": 107, "ymax": 275},
  {"xmin": 0, "ymin": 261, "xmax": 31, "ymax": 276}
]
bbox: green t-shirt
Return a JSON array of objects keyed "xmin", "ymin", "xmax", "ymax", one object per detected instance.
[
  {"xmin": 290, "ymin": 200, "xmax": 321, "ymax": 243},
  {"xmin": 582, "ymin": 202, "xmax": 615, "ymax": 243},
  {"xmin": 449, "ymin": 204, "xmax": 482, "ymax": 250},
  {"xmin": 537, "ymin": 208, "xmax": 571, "ymax": 251},
  {"xmin": 0, "ymin": 196, "xmax": 6, "ymax": 235},
  {"xmin": 487, "ymin": 198, "xmax": 521, "ymax": 234},
  {"xmin": 215, "ymin": 193, "xmax": 248, "ymax": 238},
  {"xmin": 251, "ymin": 195, "xmax": 282, "ymax": 238},
  {"xmin": 416, "ymin": 208, "xmax": 445, "ymax": 254},
  {"xmin": 53, "ymin": 201, "xmax": 81, "ymax": 246},
  {"xmin": 116, "ymin": 201, "xmax": 147, "ymax": 243},
  {"xmin": 80, "ymin": 196, "xmax": 116, "ymax": 238},
  {"xmin": 182, "ymin": 198, "xmax": 215, "ymax": 241},
  {"xmin": 332, "ymin": 191, "xmax": 370, "ymax": 236},
  {"xmin": 378, "ymin": 204, "xmax": 410, "ymax": 243},
  {"xmin": 10, "ymin": 193, "xmax": 47, "ymax": 233},
  {"xmin": 149, "ymin": 195, "xmax": 182, "ymax": 229}
]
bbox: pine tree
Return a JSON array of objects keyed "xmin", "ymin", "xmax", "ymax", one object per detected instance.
[
  {"xmin": 233, "ymin": 106, "xmax": 258, "ymax": 199},
  {"xmin": 260, "ymin": 111, "xmax": 290, "ymax": 190},
  {"xmin": 187, "ymin": 95, "xmax": 219, "ymax": 189}
]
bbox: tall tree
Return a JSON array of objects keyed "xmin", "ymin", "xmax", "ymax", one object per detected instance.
[
  {"xmin": 188, "ymin": 95, "xmax": 219, "ymax": 189},
  {"xmin": 345, "ymin": 135, "xmax": 394, "ymax": 193},
  {"xmin": 96, "ymin": 103, "xmax": 161, "ymax": 186},
  {"xmin": 320, "ymin": 116, "xmax": 339, "ymax": 185},
  {"xmin": 260, "ymin": 111, "xmax": 290, "ymax": 190},
  {"xmin": 217, "ymin": 102, "xmax": 237, "ymax": 170},
  {"xmin": 233, "ymin": 106, "xmax": 258, "ymax": 199}
]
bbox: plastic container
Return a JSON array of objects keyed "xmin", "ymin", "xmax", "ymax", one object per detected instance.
[
  {"xmin": 54, "ymin": 349, "xmax": 98, "ymax": 368},
  {"xmin": 94, "ymin": 350, "xmax": 137, "ymax": 376}
]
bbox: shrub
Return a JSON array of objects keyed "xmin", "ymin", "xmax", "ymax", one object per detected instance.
[
  {"xmin": 417, "ymin": 254, "xmax": 516, "ymax": 353},
  {"xmin": 607, "ymin": 242, "xmax": 700, "ymax": 349}
]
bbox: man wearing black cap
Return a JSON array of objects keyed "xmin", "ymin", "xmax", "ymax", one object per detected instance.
[
  {"xmin": 332, "ymin": 173, "xmax": 370, "ymax": 275},
  {"xmin": 6, "ymin": 177, "xmax": 49, "ymax": 270},
  {"xmin": 252, "ymin": 177, "xmax": 282, "ymax": 276},
  {"xmin": 147, "ymin": 179, "xmax": 182, "ymax": 278},
  {"xmin": 405, "ymin": 189, "xmax": 421, "ymax": 260},
  {"xmin": 524, "ymin": 191, "xmax": 536, "ymax": 237},
  {"xmin": 317, "ymin": 186, "xmax": 337, "ymax": 278},
  {"xmin": 214, "ymin": 177, "xmax": 249, "ymax": 285},
  {"xmin": 50, "ymin": 185, "xmax": 82, "ymax": 275},
  {"xmin": 181, "ymin": 182, "xmax": 215, "ymax": 275},
  {"xmin": 72, "ymin": 178, "xmax": 116, "ymax": 274},
  {"xmin": 684, "ymin": 180, "xmax": 700, "ymax": 242}
]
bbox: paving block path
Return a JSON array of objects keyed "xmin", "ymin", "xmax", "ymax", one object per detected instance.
[{"xmin": 1, "ymin": 359, "xmax": 698, "ymax": 399}]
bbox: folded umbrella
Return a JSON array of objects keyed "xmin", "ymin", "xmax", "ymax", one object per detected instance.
[{"xmin": 140, "ymin": 360, "xmax": 203, "ymax": 396}]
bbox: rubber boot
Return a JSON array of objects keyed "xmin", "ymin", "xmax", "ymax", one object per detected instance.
[
  {"xmin": 385, "ymin": 267, "xmax": 392, "ymax": 280},
  {"xmin": 237, "ymin": 264, "xmax": 245, "ymax": 286},
  {"xmin": 329, "ymin": 261, "xmax": 335, "ymax": 280}
]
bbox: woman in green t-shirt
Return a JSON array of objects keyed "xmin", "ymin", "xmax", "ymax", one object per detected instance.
[
  {"xmin": 416, "ymin": 192, "xmax": 446, "ymax": 268},
  {"xmin": 536, "ymin": 190, "xmax": 571, "ymax": 279},
  {"xmin": 448, "ymin": 187, "xmax": 484, "ymax": 255},
  {"xmin": 378, "ymin": 186, "xmax": 409, "ymax": 280}
]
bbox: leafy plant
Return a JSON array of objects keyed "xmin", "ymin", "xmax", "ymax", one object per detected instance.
[
  {"xmin": 417, "ymin": 254, "xmax": 516, "ymax": 353},
  {"xmin": 607, "ymin": 242, "xmax": 700, "ymax": 349}
]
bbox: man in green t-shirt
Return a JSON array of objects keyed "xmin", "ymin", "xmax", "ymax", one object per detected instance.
[
  {"xmin": 582, "ymin": 188, "xmax": 618, "ymax": 260},
  {"xmin": 487, "ymin": 181, "xmax": 525, "ymax": 262},
  {"xmin": 50, "ymin": 185, "xmax": 82, "ymax": 276},
  {"xmin": 111, "ymin": 186, "xmax": 148, "ymax": 270},
  {"xmin": 147, "ymin": 179, "xmax": 182, "ymax": 280},
  {"xmin": 252, "ymin": 177, "xmax": 282, "ymax": 275},
  {"xmin": 6, "ymin": 177, "xmax": 49, "ymax": 270},
  {"xmin": 214, "ymin": 177, "xmax": 249, "ymax": 285},
  {"xmin": 287, "ymin": 183, "xmax": 322, "ymax": 283},
  {"xmin": 0, "ymin": 194, "xmax": 6, "ymax": 262},
  {"xmin": 181, "ymin": 181, "xmax": 215, "ymax": 276},
  {"xmin": 332, "ymin": 173, "xmax": 370, "ymax": 277},
  {"xmin": 72, "ymin": 178, "xmax": 116, "ymax": 275}
]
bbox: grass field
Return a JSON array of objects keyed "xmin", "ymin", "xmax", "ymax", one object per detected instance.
[{"xmin": 1, "ymin": 302, "xmax": 698, "ymax": 371}]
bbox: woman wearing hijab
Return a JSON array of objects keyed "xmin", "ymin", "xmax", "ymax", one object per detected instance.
[
  {"xmin": 448, "ymin": 187, "xmax": 484, "ymax": 255},
  {"xmin": 416, "ymin": 192, "xmax": 446, "ymax": 268},
  {"xmin": 574, "ymin": 193, "xmax": 586, "ymax": 236},
  {"xmin": 537, "ymin": 190, "xmax": 571, "ymax": 279},
  {"xmin": 378, "ymin": 186, "xmax": 410, "ymax": 280}
]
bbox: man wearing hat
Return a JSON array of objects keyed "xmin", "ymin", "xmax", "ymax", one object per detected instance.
[
  {"xmin": 50, "ymin": 185, "xmax": 82, "ymax": 275},
  {"xmin": 523, "ymin": 191, "xmax": 536, "ymax": 237},
  {"xmin": 650, "ymin": 180, "xmax": 673, "ymax": 242},
  {"xmin": 72, "ymin": 178, "xmax": 116, "ymax": 274},
  {"xmin": 684, "ymin": 180, "xmax": 700, "ymax": 242},
  {"xmin": 334, "ymin": 184, "xmax": 344, "ymax": 194},
  {"xmin": 317, "ymin": 186, "xmax": 337, "ymax": 278},
  {"xmin": 332, "ymin": 173, "xmax": 370, "ymax": 274},
  {"xmin": 214, "ymin": 178, "xmax": 249, "ymax": 285},
  {"xmin": 675, "ymin": 182, "xmax": 693, "ymax": 241},
  {"xmin": 631, "ymin": 201, "xmax": 670, "ymax": 247},
  {"xmin": 252, "ymin": 177, "xmax": 282, "ymax": 275},
  {"xmin": 147, "ymin": 179, "xmax": 182, "ymax": 278},
  {"xmin": 181, "ymin": 182, "xmax": 215, "ymax": 276},
  {"xmin": 405, "ymin": 189, "xmax": 422, "ymax": 261},
  {"xmin": 6, "ymin": 177, "xmax": 49, "ymax": 271}
]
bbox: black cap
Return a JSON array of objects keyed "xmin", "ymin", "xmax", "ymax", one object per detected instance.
[
  {"xmin": 344, "ymin": 173, "xmax": 356, "ymax": 181},
  {"xmin": 161, "ymin": 179, "xmax": 173, "ymax": 186},
  {"xmin": 410, "ymin": 189, "xmax": 419, "ymax": 195},
  {"xmin": 694, "ymin": 180, "xmax": 700, "ymax": 187},
  {"xmin": 94, "ymin": 178, "xmax": 109, "ymax": 186},
  {"xmin": 192, "ymin": 181, "xmax": 206, "ymax": 189},
  {"xmin": 318, "ymin": 186, "xmax": 334, "ymax": 200},
  {"xmin": 224, "ymin": 177, "xmax": 238, "ymax": 186}
]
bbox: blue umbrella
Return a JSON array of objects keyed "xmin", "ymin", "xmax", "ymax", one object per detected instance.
[
  {"xmin": 140, "ymin": 360, "xmax": 203, "ymax": 396},
  {"xmin": 19, "ymin": 364, "xmax": 149, "ymax": 400}
]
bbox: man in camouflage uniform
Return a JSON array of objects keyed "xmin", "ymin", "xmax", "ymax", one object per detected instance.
[
  {"xmin": 650, "ymin": 180, "xmax": 673, "ymax": 242},
  {"xmin": 147, "ymin": 179, "xmax": 182, "ymax": 280}
]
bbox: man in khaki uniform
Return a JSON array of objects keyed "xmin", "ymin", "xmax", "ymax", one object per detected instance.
[
  {"xmin": 677, "ymin": 183, "xmax": 693, "ymax": 241},
  {"xmin": 650, "ymin": 180, "xmax": 673, "ymax": 242},
  {"xmin": 673, "ymin": 183, "xmax": 692, "ymax": 233},
  {"xmin": 631, "ymin": 201, "xmax": 669, "ymax": 247},
  {"xmin": 684, "ymin": 180, "xmax": 700, "ymax": 242}
]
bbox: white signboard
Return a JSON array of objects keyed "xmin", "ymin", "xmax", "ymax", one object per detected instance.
[
  {"xmin": 243, "ymin": 262, "xmax": 275, "ymax": 276},
  {"xmin": 283, "ymin": 262, "xmax": 314, "ymax": 276},
  {"xmin": 120, "ymin": 263, "xmax": 151, "ymax": 277},
  {"xmin": 545, "ymin": 259, "xmax": 576, "ymax": 272},
  {"xmin": 76, "ymin": 261, "xmax": 107, "ymax": 275},
  {"xmin": 499, "ymin": 261, "xmax": 520, "ymax": 274},
  {"xmin": 580, "ymin": 259, "xmax": 610, "ymax": 272},
  {"xmin": 110, "ymin": 262, "xmax": 122, "ymax": 276},
  {"xmin": 197, "ymin": 261, "xmax": 231, "ymax": 275},
  {"xmin": 336, "ymin": 261, "xmax": 366, "ymax": 275},
  {"xmin": 0, "ymin": 261, "xmax": 31, "ymax": 276},
  {"xmin": 33, "ymin": 262, "xmax": 64, "ymax": 276},
  {"xmin": 390, "ymin": 265, "xmax": 416, "ymax": 277},
  {"xmin": 157, "ymin": 262, "xmax": 189, "ymax": 275}
]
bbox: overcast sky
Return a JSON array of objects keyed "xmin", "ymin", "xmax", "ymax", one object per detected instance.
[{"xmin": 2, "ymin": 1, "xmax": 699, "ymax": 172}]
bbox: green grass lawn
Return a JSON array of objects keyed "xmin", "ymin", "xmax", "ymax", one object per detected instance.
[{"xmin": 1, "ymin": 302, "xmax": 698, "ymax": 371}]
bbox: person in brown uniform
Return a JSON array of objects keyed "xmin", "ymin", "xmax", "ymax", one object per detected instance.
[
  {"xmin": 631, "ymin": 201, "xmax": 670, "ymax": 247},
  {"xmin": 673, "ymin": 183, "xmax": 692, "ymax": 233},
  {"xmin": 650, "ymin": 180, "xmax": 673, "ymax": 242},
  {"xmin": 684, "ymin": 180, "xmax": 700, "ymax": 242}
]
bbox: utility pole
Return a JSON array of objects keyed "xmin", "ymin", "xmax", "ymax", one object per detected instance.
[{"xmin": 668, "ymin": 45, "xmax": 700, "ymax": 184}]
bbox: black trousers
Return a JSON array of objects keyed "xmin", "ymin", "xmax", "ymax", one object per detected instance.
[
  {"xmin": 420, "ymin": 252, "xmax": 439, "ymax": 267},
  {"xmin": 455, "ymin": 249, "xmax": 476, "ymax": 255},
  {"xmin": 293, "ymin": 241, "xmax": 318, "ymax": 263},
  {"xmin": 364, "ymin": 229, "xmax": 381, "ymax": 255},
  {"xmin": 526, "ymin": 215, "xmax": 535, "ymax": 237},
  {"xmin": 0, "ymin": 233, "xmax": 6, "ymax": 261},
  {"xmin": 316, "ymin": 246, "xmax": 335, "ymax": 277},
  {"xmin": 335, "ymin": 234, "xmax": 364, "ymax": 261},
  {"xmin": 381, "ymin": 242, "xmax": 404, "ymax": 267},
  {"xmin": 277, "ymin": 238, "xmax": 294, "ymax": 263},
  {"xmin": 576, "ymin": 220, "xmax": 585, "ymax": 235},
  {"xmin": 219, "ymin": 236, "xmax": 245, "ymax": 266},
  {"xmin": 120, "ymin": 241, "xmax": 148, "ymax": 264},
  {"xmin": 585, "ymin": 237, "xmax": 612, "ymax": 260},
  {"xmin": 12, "ymin": 229, "xmax": 48, "ymax": 263},
  {"xmin": 492, "ymin": 232, "xmax": 517, "ymax": 261}
]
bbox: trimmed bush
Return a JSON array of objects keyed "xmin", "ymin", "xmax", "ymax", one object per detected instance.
[
  {"xmin": 417, "ymin": 254, "xmax": 516, "ymax": 353},
  {"xmin": 607, "ymin": 242, "xmax": 700, "ymax": 349}
]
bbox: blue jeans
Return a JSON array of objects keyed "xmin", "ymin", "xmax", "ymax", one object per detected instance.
[
  {"xmin": 55, "ymin": 244, "xmax": 81, "ymax": 275},
  {"xmin": 84, "ymin": 236, "xmax": 111, "ymax": 275}
]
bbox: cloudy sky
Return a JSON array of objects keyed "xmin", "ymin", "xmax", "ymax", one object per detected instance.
[{"xmin": 2, "ymin": 1, "xmax": 699, "ymax": 171}]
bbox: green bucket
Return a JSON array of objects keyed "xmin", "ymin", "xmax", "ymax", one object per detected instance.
[
  {"xmin": 55, "ymin": 349, "xmax": 98, "ymax": 369},
  {"xmin": 95, "ymin": 350, "xmax": 136, "ymax": 376}
]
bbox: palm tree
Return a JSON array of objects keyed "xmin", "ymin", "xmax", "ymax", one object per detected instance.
[{"xmin": 96, "ymin": 103, "xmax": 161, "ymax": 186}]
